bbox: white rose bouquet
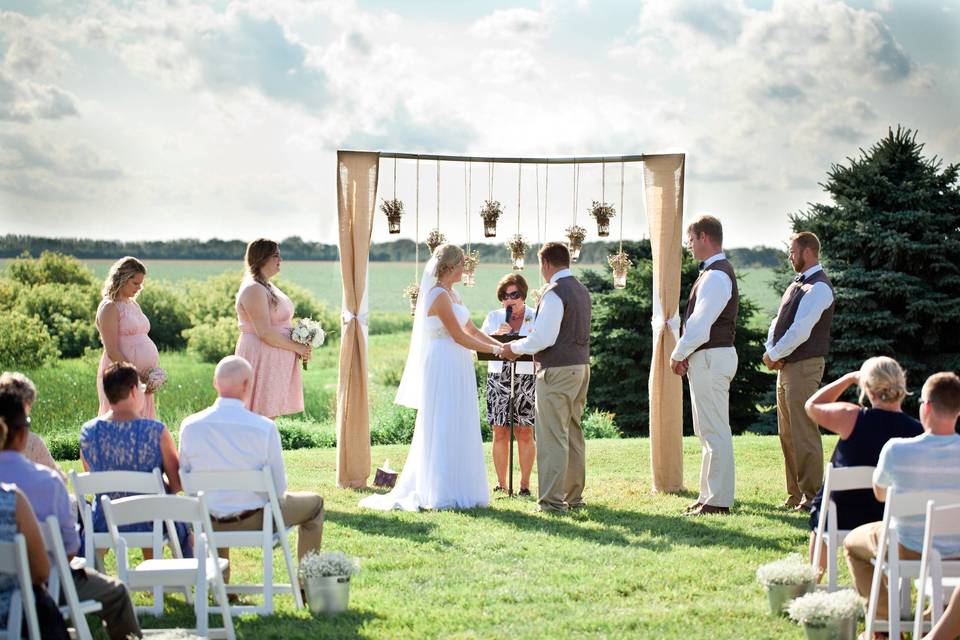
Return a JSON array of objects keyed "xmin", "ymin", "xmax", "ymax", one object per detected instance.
[
  {"xmin": 291, "ymin": 318, "xmax": 325, "ymax": 370},
  {"xmin": 142, "ymin": 367, "xmax": 167, "ymax": 394}
]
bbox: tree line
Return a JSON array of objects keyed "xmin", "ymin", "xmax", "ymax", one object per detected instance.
[{"xmin": 0, "ymin": 234, "xmax": 785, "ymax": 268}]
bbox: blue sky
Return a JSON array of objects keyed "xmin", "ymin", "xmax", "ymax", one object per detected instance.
[{"xmin": 0, "ymin": 0, "xmax": 957, "ymax": 248}]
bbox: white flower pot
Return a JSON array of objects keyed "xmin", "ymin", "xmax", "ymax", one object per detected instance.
[
  {"xmin": 803, "ymin": 616, "xmax": 857, "ymax": 640},
  {"xmin": 766, "ymin": 581, "xmax": 814, "ymax": 616},
  {"xmin": 304, "ymin": 575, "xmax": 351, "ymax": 614}
]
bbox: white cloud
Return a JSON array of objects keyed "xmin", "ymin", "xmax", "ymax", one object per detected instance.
[{"xmin": 470, "ymin": 6, "xmax": 552, "ymax": 41}]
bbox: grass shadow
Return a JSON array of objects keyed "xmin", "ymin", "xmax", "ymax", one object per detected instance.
[{"xmin": 328, "ymin": 509, "xmax": 452, "ymax": 547}]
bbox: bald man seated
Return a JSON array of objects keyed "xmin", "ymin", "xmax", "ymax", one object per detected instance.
[{"xmin": 178, "ymin": 356, "xmax": 324, "ymax": 583}]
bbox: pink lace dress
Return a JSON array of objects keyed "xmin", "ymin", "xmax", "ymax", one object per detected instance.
[
  {"xmin": 235, "ymin": 281, "xmax": 304, "ymax": 418},
  {"xmin": 97, "ymin": 299, "xmax": 160, "ymax": 419}
]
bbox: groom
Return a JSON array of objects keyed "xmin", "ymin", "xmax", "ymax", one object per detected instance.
[{"xmin": 502, "ymin": 242, "xmax": 592, "ymax": 513}]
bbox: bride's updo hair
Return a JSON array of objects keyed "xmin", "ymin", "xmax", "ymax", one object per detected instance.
[
  {"xmin": 859, "ymin": 356, "xmax": 909, "ymax": 405},
  {"xmin": 433, "ymin": 244, "xmax": 464, "ymax": 280},
  {"xmin": 102, "ymin": 256, "xmax": 146, "ymax": 301},
  {"xmin": 244, "ymin": 238, "xmax": 280, "ymax": 307}
]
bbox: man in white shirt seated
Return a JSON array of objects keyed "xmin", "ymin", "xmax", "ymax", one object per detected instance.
[
  {"xmin": 844, "ymin": 371, "xmax": 960, "ymax": 621},
  {"xmin": 178, "ymin": 356, "xmax": 324, "ymax": 582}
]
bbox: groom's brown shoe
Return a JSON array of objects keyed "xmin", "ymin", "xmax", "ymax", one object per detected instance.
[{"xmin": 684, "ymin": 501, "xmax": 703, "ymax": 513}]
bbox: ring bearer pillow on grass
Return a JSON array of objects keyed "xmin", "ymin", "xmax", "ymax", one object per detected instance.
[{"xmin": 360, "ymin": 244, "xmax": 505, "ymax": 512}]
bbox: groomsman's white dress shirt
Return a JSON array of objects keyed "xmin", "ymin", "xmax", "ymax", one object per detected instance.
[
  {"xmin": 507, "ymin": 269, "xmax": 572, "ymax": 357},
  {"xmin": 481, "ymin": 305, "xmax": 536, "ymax": 375},
  {"xmin": 764, "ymin": 264, "xmax": 835, "ymax": 361},
  {"xmin": 671, "ymin": 253, "xmax": 733, "ymax": 361},
  {"xmin": 179, "ymin": 397, "xmax": 287, "ymax": 518}
]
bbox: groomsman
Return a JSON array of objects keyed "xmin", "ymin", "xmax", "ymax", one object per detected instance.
[
  {"xmin": 763, "ymin": 232, "xmax": 835, "ymax": 511},
  {"xmin": 671, "ymin": 215, "xmax": 739, "ymax": 516}
]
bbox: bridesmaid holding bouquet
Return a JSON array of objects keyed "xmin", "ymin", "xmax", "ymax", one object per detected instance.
[
  {"xmin": 235, "ymin": 239, "xmax": 311, "ymax": 419},
  {"xmin": 95, "ymin": 256, "xmax": 161, "ymax": 419}
]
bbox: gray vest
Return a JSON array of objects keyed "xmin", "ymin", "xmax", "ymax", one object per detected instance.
[
  {"xmin": 772, "ymin": 268, "xmax": 835, "ymax": 362},
  {"xmin": 682, "ymin": 259, "xmax": 739, "ymax": 352},
  {"xmin": 535, "ymin": 275, "xmax": 592, "ymax": 369}
]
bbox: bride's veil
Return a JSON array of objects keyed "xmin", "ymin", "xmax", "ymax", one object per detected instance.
[{"xmin": 394, "ymin": 255, "xmax": 440, "ymax": 409}]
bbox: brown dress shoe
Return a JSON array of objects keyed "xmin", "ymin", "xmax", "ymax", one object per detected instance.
[
  {"xmin": 684, "ymin": 501, "xmax": 703, "ymax": 513},
  {"xmin": 691, "ymin": 504, "xmax": 730, "ymax": 516},
  {"xmin": 781, "ymin": 498, "xmax": 801, "ymax": 509}
]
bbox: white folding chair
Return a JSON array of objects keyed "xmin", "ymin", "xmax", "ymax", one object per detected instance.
[
  {"xmin": 39, "ymin": 515, "xmax": 102, "ymax": 640},
  {"xmin": 0, "ymin": 534, "xmax": 40, "ymax": 640},
  {"xmin": 865, "ymin": 489, "xmax": 960, "ymax": 637},
  {"xmin": 102, "ymin": 493, "xmax": 235, "ymax": 640},
  {"xmin": 181, "ymin": 467, "xmax": 303, "ymax": 614},
  {"xmin": 812, "ymin": 464, "xmax": 876, "ymax": 591},
  {"xmin": 913, "ymin": 501, "xmax": 960, "ymax": 639}
]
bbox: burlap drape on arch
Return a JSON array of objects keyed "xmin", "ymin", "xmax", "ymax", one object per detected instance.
[
  {"xmin": 335, "ymin": 151, "xmax": 378, "ymax": 488},
  {"xmin": 644, "ymin": 154, "xmax": 686, "ymax": 493}
]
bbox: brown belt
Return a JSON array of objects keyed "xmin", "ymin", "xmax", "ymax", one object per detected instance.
[{"xmin": 210, "ymin": 508, "xmax": 261, "ymax": 524}]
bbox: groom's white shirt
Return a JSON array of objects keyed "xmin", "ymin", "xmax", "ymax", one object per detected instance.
[{"xmin": 508, "ymin": 268, "xmax": 571, "ymax": 356}]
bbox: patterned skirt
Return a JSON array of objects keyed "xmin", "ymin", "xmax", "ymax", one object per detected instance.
[{"xmin": 486, "ymin": 368, "xmax": 536, "ymax": 427}]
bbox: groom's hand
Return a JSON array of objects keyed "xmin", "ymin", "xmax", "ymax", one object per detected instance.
[
  {"xmin": 501, "ymin": 343, "xmax": 518, "ymax": 360},
  {"xmin": 670, "ymin": 358, "xmax": 687, "ymax": 376}
]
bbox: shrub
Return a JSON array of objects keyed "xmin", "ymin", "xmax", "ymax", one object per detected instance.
[
  {"xmin": 46, "ymin": 433, "xmax": 81, "ymax": 461},
  {"xmin": 4, "ymin": 251, "xmax": 97, "ymax": 288},
  {"xmin": 183, "ymin": 271, "xmax": 242, "ymax": 324},
  {"xmin": 0, "ymin": 311, "xmax": 60, "ymax": 368},
  {"xmin": 368, "ymin": 313, "xmax": 413, "ymax": 336},
  {"xmin": 0, "ymin": 278, "xmax": 22, "ymax": 311},
  {"xmin": 370, "ymin": 403, "xmax": 417, "ymax": 445},
  {"xmin": 278, "ymin": 423, "xmax": 335, "ymax": 450},
  {"xmin": 136, "ymin": 282, "xmax": 191, "ymax": 351},
  {"xmin": 184, "ymin": 317, "xmax": 239, "ymax": 364},
  {"xmin": 581, "ymin": 409, "xmax": 621, "ymax": 439},
  {"xmin": 274, "ymin": 277, "xmax": 337, "ymax": 331},
  {"xmin": 374, "ymin": 358, "xmax": 406, "ymax": 387},
  {"xmin": 14, "ymin": 282, "xmax": 100, "ymax": 358}
]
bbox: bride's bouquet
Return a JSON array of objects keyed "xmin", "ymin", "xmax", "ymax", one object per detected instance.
[
  {"xmin": 142, "ymin": 367, "xmax": 166, "ymax": 394},
  {"xmin": 291, "ymin": 318, "xmax": 325, "ymax": 370}
]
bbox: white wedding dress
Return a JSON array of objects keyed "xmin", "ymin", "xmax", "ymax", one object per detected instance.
[{"xmin": 360, "ymin": 272, "xmax": 489, "ymax": 511}]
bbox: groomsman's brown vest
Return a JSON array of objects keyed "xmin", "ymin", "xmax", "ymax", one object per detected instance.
[
  {"xmin": 772, "ymin": 268, "xmax": 835, "ymax": 362},
  {"xmin": 535, "ymin": 275, "xmax": 592, "ymax": 369},
  {"xmin": 682, "ymin": 259, "xmax": 739, "ymax": 352}
]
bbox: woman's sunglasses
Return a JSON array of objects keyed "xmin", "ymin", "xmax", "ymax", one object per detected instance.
[{"xmin": 500, "ymin": 291, "xmax": 523, "ymax": 301}]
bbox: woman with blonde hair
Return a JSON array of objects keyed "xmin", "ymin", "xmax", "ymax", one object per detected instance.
[
  {"xmin": 361, "ymin": 244, "xmax": 502, "ymax": 511},
  {"xmin": 803, "ymin": 356, "xmax": 923, "ymax": 579},
  {"xmin": 235, "ymin": 239, "xmax": 311, "ymax": 419},
  {"xmin": 95, "ymin": 256, "xmax": 160, "ymax": 418}
]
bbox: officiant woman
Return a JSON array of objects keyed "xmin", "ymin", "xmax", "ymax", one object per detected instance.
[{"xmin": 481, "ymin": 274, "xmax": 537, "ymax": 496}]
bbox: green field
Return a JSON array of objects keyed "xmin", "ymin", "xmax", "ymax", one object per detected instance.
[{"xmin": 0, "ymin": 258, "xmax": 781, "ymax": 318}]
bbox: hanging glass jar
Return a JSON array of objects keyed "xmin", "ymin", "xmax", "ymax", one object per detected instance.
[
  {"xmin": 565, "ymin": 224, "xmax": 587, "ymax": 263},
  {"xmin": 480, "ymin": 200, "xmax": 502, "ymax": 238},
  {"xmin": 380, "ymin": 198, "xmax": 404, "ymax": 234},
  {"xmin": 462, "ymin": 249, "xmax": 480, "ymax": 287},
  {"xmin": 608, "ymin": 251, "xmax": 632, "ymax": 289},
  {"xmin": 426, "ymin": 229, "xmax": 446, "ymax": 254},
  {"xmin": 404, "ymin": 284, "xmax": 419, "ymax": 316},
  {"xmin": 589, "ymin": 200, "xmax": 616, "ymax": 237},
  {"xmin": 507, "ymin": 234, "xmax": 528, "ymax": 271}
]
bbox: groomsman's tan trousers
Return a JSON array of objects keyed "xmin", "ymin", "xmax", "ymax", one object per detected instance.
[
  {"xmin": 776, "ymin": 356, "xmax": 825, "ymax": 508},
  {"xmin": 535, "ymin": 364, "xmax": 590, "ymax": 512},
  {"xmin": 687, "ymin": 347, "xmax": 738, "ymax": 508}
]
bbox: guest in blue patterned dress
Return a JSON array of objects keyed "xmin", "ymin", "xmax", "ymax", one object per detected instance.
[{"xmin": 80, "ymin": 362, "xmax": 193, "ymax": 559}]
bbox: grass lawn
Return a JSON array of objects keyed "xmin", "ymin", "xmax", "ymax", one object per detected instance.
[{"xmin": 59, "ymin": 434, "xmax": 842, "ymax": 639}]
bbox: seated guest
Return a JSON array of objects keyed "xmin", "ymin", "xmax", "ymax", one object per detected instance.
[
  {"xmin": 927, "ymin": 584, "xmax": 960, "ymax": 639},
  {"xmin": 80, "ymin": 361, "xmax": 192, "ymax": 559},
  {"xmin": 844, "ymin": 371, "xmax": 960, "ymax": 624},
  {"xmin": 179, "ymin": 355, "xmax": 324, "ymax": 581},
  {"xmin": 804, "ymin": 357, "xmax": 922, "ymax": 579},
  {"xmin": 0, "ymin": 371, "xmax": 68, "ymax": 483},
  {"xmin": 0, "ymin": 392, "xmax": 142, "ymax": 640}
]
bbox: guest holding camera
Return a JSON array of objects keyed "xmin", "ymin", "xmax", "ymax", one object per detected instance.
[{"xmin": 481, "ymin": 274, "xmax": 537, "ymax": 496}]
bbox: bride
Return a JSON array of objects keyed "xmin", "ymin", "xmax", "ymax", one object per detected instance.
[{"xmin": 360, "ymin": 244, "xmax": 505, "ymax": 511}]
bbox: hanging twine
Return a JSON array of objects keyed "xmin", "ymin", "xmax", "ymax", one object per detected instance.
[
  {"xmin": 393, "ymin": 157, "xmax": 397, "ymax": 200},
  {"xmin": 516, "ymin": 163, "xmax": 522, "ymax": 234},
  {"xmin": 464, "ymin": 162, "xmax": 471, "ymax": 252},
  {"xmin": 488, "ymin": 161, "xmax": 494, "ymax": 200},
  {"xmin": 572, "ymin": 162, "xmax": 579, "ymax": 225},
  {"xmin": 436, "ymin": 160, "xmax": 441, "ymax": 229},
  {"xmin": 415, "ymin": 157, "xmax": 420, "ymax": 279},
  {"xmin": 619, "ymin": 159, "xmax": 625, "ymax": 254},
  {"xmin": 602, "ymin": 158, "xmax": 606, "ymax": 205}
]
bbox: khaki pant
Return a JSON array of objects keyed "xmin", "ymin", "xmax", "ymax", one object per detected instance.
[
  {"xmin": 844, "ymin": 521, "xmax": 922, "ymax": 620},
  {"xmin": 687, "ymin": 347, "xmax": 738, "ymax": 508},
  {"xmin": 777, "ymin": 356, "xmax": 825, "ymax": 506},
  {"xmin": 70, "ymin": 567, "xmax": 141, "ymax": 640},
  {"xmin": 534, "ymin": 364, "xmax": 590, "ymax": 512},
  {"xmin": 212, "ymin": 492, "xmax": 324, "ymax": 581}
]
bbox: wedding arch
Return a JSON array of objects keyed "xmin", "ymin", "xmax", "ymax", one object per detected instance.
[{"xmin": 335, "ymin": 150, "xmax": 686, "ymax": 494}]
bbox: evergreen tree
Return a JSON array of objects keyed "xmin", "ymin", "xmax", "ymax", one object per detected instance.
[
  {"xmin": 587, "ymin": 241, "xmax": 770, "ymax": 436},
  {"xmin": 791, "ymin": 127, "xmax": 960, "ymax": 402}
]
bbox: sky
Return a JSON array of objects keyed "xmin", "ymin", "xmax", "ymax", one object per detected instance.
[{"xmin": 0, "ymin": 0, "xmax": 957, "ymax": 249}]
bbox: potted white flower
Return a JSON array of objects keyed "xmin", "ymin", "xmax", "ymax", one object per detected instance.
[
  {"xmin": 588, "ymin": 200, "xmax": 616, "ymax": 237},
  {"xmin": 480, "ymin": 200, "xmax": 503, "ymax": 237},
  {"xmin": 380, "ymin": 198, "xmax": 405, "ymax": 234},
  {"xmin": 426, "ymin": 229, "xmax": 446, "ymax": 254},
  {"xmin": 462, "ymin": 249, "xmax": 480, "ymax": 287},
  {"xmin": 565, "ymin": 225, "xmax": 587, "ymax": 262},
  {"xmin": 787, "ymin": 589, "xmax": 861, "ymax": 640},
  {"xmin": 756, "ymin": 553, "xmax": 817, "ymax": 616},
  {"xmin": 404, "ymin": 283, "xmax": 420, "ymax": 316},
  {"xmin": 298, "ymin": 550, "xmax": 360, "ymax": 615},
  {"xmin": 608, "ymin": 251, "xmax": 632, "ymax": 289},
  {"xmin": 507, "ymin": 234, "xmax": 528, "ymax": 270}
]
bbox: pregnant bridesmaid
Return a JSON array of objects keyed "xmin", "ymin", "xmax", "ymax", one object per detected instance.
[
  {"xmin": 235, "ymin": 238, "xmax": 311, "ymax": 419},
  {"xmin": 95, "ymin": 256, "xmax": 160, "ymax": 419}
]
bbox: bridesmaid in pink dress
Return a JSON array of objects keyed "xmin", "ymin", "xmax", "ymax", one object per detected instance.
[
  {"xmin": 235, "ymin": 239, "xmax": 312, "ymax": 419},
  {"xmin": 95, "ymin": 257, "xmax": 160, "ymax": 419}
]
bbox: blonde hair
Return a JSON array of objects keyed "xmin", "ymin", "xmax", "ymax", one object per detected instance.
[
  {"xmin": 101, "ymin": 256, "xmax": 146, "ymax": 301},
  {"xmin": 859, "ymin": 356, "xmax": 908, "ymax": 405},
  {"xmin": 434, "ymin": 244, "xmax": 464, "ymax": 280},
  {"xmin": 244, "ymin": 238, "xmax": 280, "ymax": 307},
  {"xmin": 0, "ymin": 372, "xmax": 36, "ymax": 406}
]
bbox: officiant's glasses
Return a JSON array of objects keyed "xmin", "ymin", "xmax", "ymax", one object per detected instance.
[{"xmin": 500, "ymin": 290, "xmax": 523, "ymax": 301}]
